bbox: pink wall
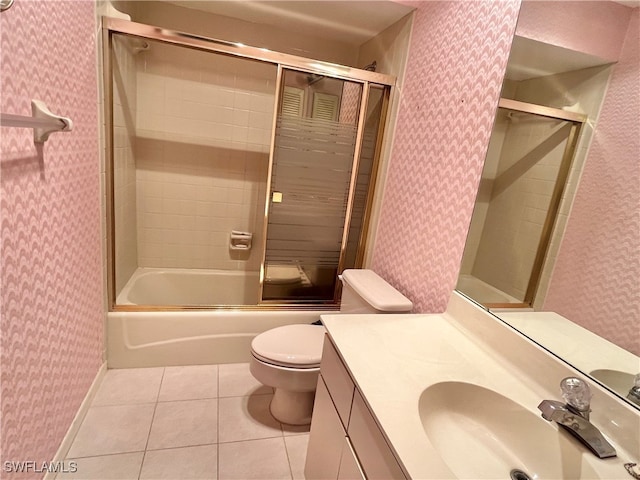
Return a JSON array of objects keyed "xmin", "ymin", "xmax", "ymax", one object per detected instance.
[
  {"xmin": 0, "ymin": 0, "xmax": 104, "ymax": 473},
  {"xmin": 371, "ymin": 0, "xmax": 521, "ymax": 312},
  {"xmin": 544, "ymin": 9, "xmax": 640, "ymax": 355}
]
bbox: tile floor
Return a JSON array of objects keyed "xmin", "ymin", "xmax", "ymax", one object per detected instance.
[{"xmin": 58, "ymin": 364, "xmax": 310, "ymax": 480}]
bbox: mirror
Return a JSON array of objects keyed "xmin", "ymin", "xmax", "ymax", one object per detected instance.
[{"xmin": 457, "ymin": 0, "xmax": 639, "ymax": 408}]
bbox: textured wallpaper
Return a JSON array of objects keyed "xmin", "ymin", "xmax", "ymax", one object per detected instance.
[
  {"xmin": 0, "ymin": 0, "xmax": 103, "ymax": 472},
  {"xmin": 544, "ymin": 9, "xmax": 640, "ymax": 356},
  {"xmin": 371, "ymin": 0, "xmax": 521, "ymax": 312}
]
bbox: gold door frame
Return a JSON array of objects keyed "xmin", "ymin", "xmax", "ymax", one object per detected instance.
[{"xmin": 482, "ymin": 99, "xmax": 587, "ymax": 309}]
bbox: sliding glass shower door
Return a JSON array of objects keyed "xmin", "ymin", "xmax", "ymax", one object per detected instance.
[
  {"xmin": 262, "ymin": 70, "xmax": 365, "ymax": 302},
  {"xmin": 105, "ymin": 19, "xmax": 395, "ymax": 309}
]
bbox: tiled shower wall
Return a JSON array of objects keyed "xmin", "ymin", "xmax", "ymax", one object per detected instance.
[
  {"xmin": 134, "ymin": 43, "xmax": 276, "ymax": 271},
  {"xmin": 471, "ymin": 113, "xmax": 569, "ymax": 301},
  {"xmin": 0, "ymin": 0, "xmax": 103, "ymax": 471},
  {"xmin": 371, "ymin": 0, "xmax": 522, "ymax": 312}
]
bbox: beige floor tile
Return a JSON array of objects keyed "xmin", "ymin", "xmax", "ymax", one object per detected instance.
[
  {"xmin": 219, "ymin": 394, "xmax": 282, "ymax": 443},
  {"xmin": 92, "ymin": 368, "xmax": 164, "ymax": 406},
  {"xmin": 140, "ymin": 445, "xmax": 217, "ymax": 480},
  {"xmin": 284, "ymin": 435, "xmax": 309, "ymax": 480},
  {"xmin": 147, "ymin": 399, "xmax": 218, "ymax": 450},
  {"xmin": 281, "ymin": 423, "xmax": 310, "ymax": 436},
  {"xmin": 67, "ymin": 404, "xmax": 155, "ymax": 458},
  {"xmin": 218, "ymin": 363, "xmax": 271, "ymax": 397},
  {"xmin": 57, "ymin": 453, "xmax": 144, "ymax": 480},
  {"xmin": 158, "ymin": 365, "xmax": 218, "ymax": 402},
  {"xmin": 219, "ymin": 437, "xmax": 292, "ymax": 480}
]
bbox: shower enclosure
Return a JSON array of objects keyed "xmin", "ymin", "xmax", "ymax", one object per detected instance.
[
  {"xmin": 103, "ymin": 18, "xmax": 394, "ymax": 309},
  {"xmin": 458, "ymin": 98, "xmax": 586, "ymax": 308}
]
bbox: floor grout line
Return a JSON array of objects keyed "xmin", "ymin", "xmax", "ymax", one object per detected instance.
[
  {"xmin": 137, "ymin": 367, "xmax": 166, "ymax": 480},
  {"xmin": 65, "ymin": 364, "xmax": 308, "ymax": 480}
]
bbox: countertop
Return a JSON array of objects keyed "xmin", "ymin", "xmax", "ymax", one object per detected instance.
[{"xmin": 320, "ymin": 292, "xmax": 638, "ymax": 479}]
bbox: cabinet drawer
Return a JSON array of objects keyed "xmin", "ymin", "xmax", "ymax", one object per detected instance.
[
  {"xmin": 305, "ymin": 375, "xmax": 346, "ymax": 480},
  {"xmin": 348, "ymin": 389, "xmax": 407, "ymax": 480},
  {"xmin": 321, "ymin": 336, "xmax": 355, "ymax": 428},
  {"xmin": 338, "ymin": 436, "xmax": 366, "ymax": 480}
]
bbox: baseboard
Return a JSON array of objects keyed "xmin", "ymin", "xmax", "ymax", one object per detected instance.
[{"xmin": 44, "ymin": 362, "xmax": 107, "ymax": 480}]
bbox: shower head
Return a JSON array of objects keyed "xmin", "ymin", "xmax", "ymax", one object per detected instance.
[
  {"xmin": 363, "ymin": 61, "xmax": 377, "ymax": 72},
  {"xmin": 307, "ymin": 74, "xmax": 324, "ymax": 86}
]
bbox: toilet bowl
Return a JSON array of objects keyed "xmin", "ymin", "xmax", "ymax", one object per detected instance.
[
  {"xmin": 250, "ymin": 269, "xmax": 412, "ymax": 425},
  {"xmin": 250, "ymin": 324, "xmax": 325, "ymax": 425}
]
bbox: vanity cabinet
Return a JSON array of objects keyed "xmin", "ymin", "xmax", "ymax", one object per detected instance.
[{"xmin": 305, "ymin": 336, "xmax": 407, "ymax": 480}]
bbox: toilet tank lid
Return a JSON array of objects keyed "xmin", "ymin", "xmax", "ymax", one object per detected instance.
[{"xmin": 341, "ymin": 269, "xmax": 413, "ymax": 312}]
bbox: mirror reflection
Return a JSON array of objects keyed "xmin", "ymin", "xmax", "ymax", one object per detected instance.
[
  {"xmin": 457, "ymin": 1, "xmax": 639, "ymax": 408},
  {"xmin": 459, "ymin": 100, "xmax": 585, "ymax": 307}
]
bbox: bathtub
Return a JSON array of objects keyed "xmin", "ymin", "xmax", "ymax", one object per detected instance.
[
  {"xmin": 456, "ymin": 274, "xmax": 521, "ymax": 304},
  {"xmin": 109, "ymin": 267, "xmax": 336, "ymax": 368},
  {"xmin": 117, "ymin": 267, "xmax": 260, "ymax": 306}
]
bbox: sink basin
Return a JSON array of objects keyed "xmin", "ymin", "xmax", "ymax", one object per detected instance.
[
  {"xmin": 590, "ymin": 369, "xmax": 635, "ymax": 397},
  {"xmin": 419, "ymin": 382, "xmax": 601, "ymax": 479}
]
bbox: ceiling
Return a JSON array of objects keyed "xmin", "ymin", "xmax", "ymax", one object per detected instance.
[
  {"xmin": 506, "ymin": 36, "xmax": 612, "ymax": 81},
  {"xmin": 163, "ymin": 1, "xmax": 415, "ymax": 46},
  {"xmin": 611, "ymin": 0, "xmax": 640, "ymax": 7}
]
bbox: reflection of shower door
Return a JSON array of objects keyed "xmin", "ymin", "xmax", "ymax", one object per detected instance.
[
  {"xmin": 261, "ymin": 69, "xmax": 365, "ymax": 302},
  {"xmin": 460, "ymin": 99, "xmax": 585, "ymax": 307}
]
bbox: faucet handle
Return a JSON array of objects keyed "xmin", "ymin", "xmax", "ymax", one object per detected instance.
[{"xmin": 560, "ymin": 377, "xmax": 592, "ymax": 418}]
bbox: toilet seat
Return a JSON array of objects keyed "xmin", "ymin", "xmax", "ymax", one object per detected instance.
[{"xmin": 251, "ymin": 324, "xmax": 325, "ymax": 369}]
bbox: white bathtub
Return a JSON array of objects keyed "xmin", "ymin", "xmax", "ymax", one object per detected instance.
[
  {"xmin": 456, "ymin": 274, "xmax": 521, "ymax": 304},
  {"xmin": 117, "ymin": 267, "xmax": 260, "ymax": 306},
  {"xmin": 109, "ymin": 267, "xmax": 335, "ymax": 368}
]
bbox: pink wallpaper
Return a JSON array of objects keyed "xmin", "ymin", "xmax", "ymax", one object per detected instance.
[
  {"xmin": 544, "ymin": 9, "xmax": 639, "ymax": 356},
  {"xmin": 516, "ymin": 0, "xmax": 631, "ymax": 62},
  {"xmin": 371, "ymin": 0, "xmax": 521, "ymax": 312},
  {"xmin": 0, "ymin": 0, "xmax": 103, "ymax": 473}
]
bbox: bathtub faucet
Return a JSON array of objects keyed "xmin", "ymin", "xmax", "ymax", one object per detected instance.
[{"xmin": 538, "ymin": 377, "xmax": 616, "ymax": 459}]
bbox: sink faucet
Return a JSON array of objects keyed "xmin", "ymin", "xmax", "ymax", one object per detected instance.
[
  {"xmin": 627, "ymin": 374, "xmax": 640, "ymax": 407},
  {"xmin": 538, "ymin": 377, "xmax": 617, "ymax": 459}
]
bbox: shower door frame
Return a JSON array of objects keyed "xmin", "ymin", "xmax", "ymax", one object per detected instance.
[
  {"xmin": 481, "ymin": 98, "xmax": 587, "ymax": 309},
  {"xmin": 102, "ymin": 18, "xmax": 395, "ymax": 311}
]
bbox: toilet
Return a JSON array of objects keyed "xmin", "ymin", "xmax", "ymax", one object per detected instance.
[{"xmin": 250, "ymin": 269, "xmax": 413, "ymax": 425}]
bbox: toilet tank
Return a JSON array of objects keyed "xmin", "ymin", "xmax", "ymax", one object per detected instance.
[{"xmin": 339, "ymin": 269, "xmax": 413, "ymax": 314}]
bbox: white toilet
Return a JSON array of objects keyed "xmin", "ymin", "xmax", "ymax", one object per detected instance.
[{"xmin": 250, "ymin": 269, "xmax": 413, "ymax": 425}]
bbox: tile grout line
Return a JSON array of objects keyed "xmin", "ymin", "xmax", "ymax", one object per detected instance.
[
  {"xmin": 137, "ymin": 367, "xmax": 166, "ymax": 480},
  {"xmin": 282, "ymin": 435, "xmax": 295, "ymax": 480}
]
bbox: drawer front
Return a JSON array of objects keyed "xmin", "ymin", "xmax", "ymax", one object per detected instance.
[
  {"xmin": 321, "ymin": 336, "xmax": 355, "ymax": 428},
  {"xmin": 338, "ymin": 436, "xmax": 366, "ymax": 480},
  {"xmin": 348, "ymin": 390, "xmax": 407, "ymax": 480},
  {"xmin": 305, "ymin": 375, "xmax": 346, "ymax": 480}
]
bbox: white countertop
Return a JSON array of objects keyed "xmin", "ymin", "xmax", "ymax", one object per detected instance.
[
  {"xmin": 497, "ymin": 310, "xmax": 639, "ymax": 379},
  {"xmin": 321, "ymin": 293, "xmax": 639, "ymax": 479}
]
